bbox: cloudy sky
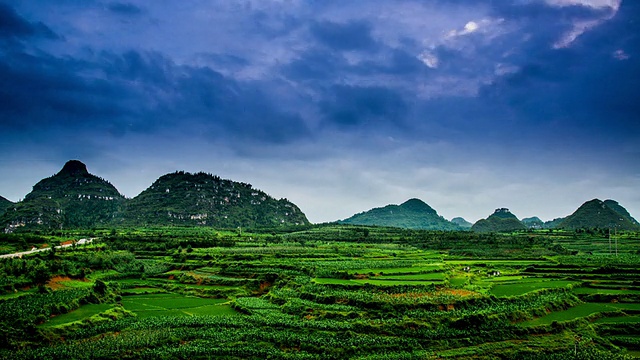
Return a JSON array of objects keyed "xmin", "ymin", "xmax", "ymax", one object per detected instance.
[{"xmin": 1, "ymin": 0, "xmax": 638, "ymax": 223}]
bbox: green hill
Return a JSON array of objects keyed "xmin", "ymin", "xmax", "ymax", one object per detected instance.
[
  {"xmin": 451, "ymin": 217, "xmax": 472, "ymax": 229},
  {"xmin": 0, "ymin": 160, "xmax": 126, "ymax": 231},
  {"xmin": 543, "ymin": 217, "xmax": 565, "ymax": 229},
  {"xmin": 558, "ymin": 199, "xmax": 640, "ymax": 231},
  {"xmin": 122, "ymin": 171, "xmax": 309, "ymax": 228},
  {"xmin": 471, "ymin": 208, "xmax": 527, "ymax": 233},
  {"xmin": 339, "ymin": 198, "xmax": 461, "ymax": 230},
  {"xmin": 0, "ymin": 195, "xmax": 13, "ymax": 217},
  {"xmin": 603, "ymin": 199, "xmax": 639, "ymax": 226},
  {"xmin": 522, "ymin": 217, "xmax": 544, "ymax": 229}
]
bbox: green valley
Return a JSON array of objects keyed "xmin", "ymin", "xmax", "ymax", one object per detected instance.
[{"xmin": 1, "ymin": 225, "xmax": 639, "ymax": 359}]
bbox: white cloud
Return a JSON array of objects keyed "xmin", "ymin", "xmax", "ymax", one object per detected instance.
[
  {"xmin": 613, "ymin": 49, "xmax": 630, "ymax": 60},
  {"xmin": 544, "ymin": 0, "xmax": 621, "ymax": 9},
  {"xmin": 494, "ymin": 63, "xmax": 519, "ymax": 76},
  {"xmin": 549, "ymin": 0, "xmax": 621, "ymax": 48},
  {"xmin": 418, "ymin": 51, "xmax": 439, "ymax": 68}
]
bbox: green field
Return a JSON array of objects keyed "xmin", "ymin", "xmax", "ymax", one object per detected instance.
[
  {"xmin": 521, "ymin": 302, "xmax": 640, "ymax": 326},
  {"xmin": 573, "ymin": 287, "xmax": 640, "ymax": 295},
  {"xmin": 1, "ymin": 226, "xmax": 639, "ymax": 359},
  {"xmin": 376, "ymin": 272, "xmax": 446, "ymax": 281},
  {"xmin": 41, "ymin": 303, "xmax": 114, "ymax": 327},
  {"xmin": 594, "ymin": 316, "xmax": 640, "ymax": 324},
  {"xmin": 120, "ymin": 293, "xmax": 231, "ymax": 317},
  {"xmin": 348, "ymin": 265, "xmax": 443, "ymax": 274},
  {"xmin": 489, "ymin": 280, "xmax": 578, "ymax": 297}
]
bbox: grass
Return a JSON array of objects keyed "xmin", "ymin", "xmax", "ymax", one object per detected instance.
[
  {"xmin": 485, "ymin": 275, "xmax": 526, "ymax": 282},
  {"xmin": 193, "ymin": 267, "xmax": 221, "ymax": 274},
  {"xmin": 444, "ymin": 260, "xmax": 552, "ymax": 266},
  {"xmin": 354, "ymin": 279, "xmax": 443, "ymax": 285},
  {"xmin": 121, "ymin": 287, "xmax": 166, "ymax": 294},
  {"xmin": 41, "ymin": 303, "xmax": 114, "ymax": 327},
  {"xmin": 185, "ymin": 304, "xmax": 237, "ymax": 316},
  {"xmin": 0, "ymin": 288, "xmax": 36, "ymax": 300},
  {"xmin": 490, "ymin": 280, "xmax": 577, "ymax": 297},
  {"xmin": 173, "ymin": 284, "xmax": 239, "ymax": 290},
  {"xmin": 521, "ymin": 303, "xmax": 627, "ymax": 326},
  {"xmin": 608, "ymin": 303, "xmax": 640, "ymax": 311},
  {"xmin": 313, "ymin": 278, "xmax": 362, "ymax": 285},
  {"xmin": 375, "ymin": 272, "xmax": 446, "ymax": 281},
  {"xmin": 312, "ymin": 277, "xmax": 443, "ymax": 286},
  {"xmin": 120, "ymin": 293, "xmax": 234, "ymax": 317},
  {"xmin": 348, "ymin": 265, "xmax": 442, "ymax": 275},
  {"xmin": 86, "ymin": 270, "xmax": 120, "ymax": 280},
  {"xmin": 57, "ymin": 279, "xmax": 94, "ymax": 288},
  {"xmin": 572, "ymin": 287, "xmax": 640, "ymax": 295},
  {"xmin": 594, "ymin": 316, "xmax": 640, "ymax": 324},
  {"xmin": 449, "ymin": 277, "xmax": 468, "ymax": 287}
]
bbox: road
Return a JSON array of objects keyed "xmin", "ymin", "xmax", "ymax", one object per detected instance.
[{"xmin": 0, "ymin": 239, "xmax": 94, "ymax": 259}]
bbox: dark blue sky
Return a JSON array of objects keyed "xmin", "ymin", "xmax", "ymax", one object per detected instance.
[{"xmin": 1, "ymin": 0, "xmax": 638, "ymax": 223}]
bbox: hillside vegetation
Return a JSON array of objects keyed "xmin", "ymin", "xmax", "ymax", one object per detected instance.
[
  {"xmin": 1, "ymin": 161, "xmax": 309, "ymax": 232},
  {"xmin": 122, "ymin": 171, "xmax": 309, "ymax": 228},
  {"xmin": 0, "ymin": 160, "xmax": 126, "ymax": 230},
  {"xmin": 0, "ymin": 196, "xmax": 12, "ymax": 217},
  {"xmin": 471, "ymin": 208, "xmax": 527, "ymax": 233},
  {"xmin": 3, "ymin": 162, "xmax": 640, "ymax": 234},
  {"xmin": 1, "ymin": 225, "xmax": 639, "ymax": 359},
  {"xmin": 451, "ymin": 217, "xmax": 472, "ymax": 229},
  {"xmin": 339, "ymin": 198, "xmax": 461, "ymax": 230},
  {"xmin": 559, "ymin": 199, "xmax": 640, "ymax": 231}
]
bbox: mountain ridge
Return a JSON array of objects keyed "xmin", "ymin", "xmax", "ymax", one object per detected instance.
[
  {"xmin": 558, "ymin": 199, "xmax": 640, "ymax": 231},
  {"xmin": 451, "ymin": 217, "xmax": 472, "ymax": 229},
  {"xmin": 1, "ymin": 160, "xmax": 126, "ymax": 230},
  {"xmin": 471, "ymin": 208, "xmax": 527, "ymax": 233},
  {"xmin": 122, "ymin": 171, "xmax": 309, "ymax": 228},
  {"xmin": 0, "ymin": 195, "xmax": 13, "ymax": 218},
  {"xmin": 1, "ymin": 161, "xmax": 309, "ymax": 231},
  {"xmin": 338, "ymin": 198, "xmax": 461, "ymax": 230},
  {"xmin": 2, "ymin": 161, "xmax": 639, "ymax": 232}
]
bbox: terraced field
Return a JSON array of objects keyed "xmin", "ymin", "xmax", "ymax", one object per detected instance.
[{"xmin": 0, "ymin": 226, "xmax": 638, "ymax": 359}]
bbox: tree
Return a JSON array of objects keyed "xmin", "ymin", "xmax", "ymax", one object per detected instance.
[{"xmin": 31, "ymin": 261, "xmax": 51, "ymax": 285}]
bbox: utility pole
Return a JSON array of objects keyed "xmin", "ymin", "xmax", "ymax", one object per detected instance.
[{"xmin": 608, "ymin": 228, "xmax": 612, "ymax": 255}]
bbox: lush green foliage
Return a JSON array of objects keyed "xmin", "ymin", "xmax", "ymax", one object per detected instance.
[
  {"xmin": 0, "ymin": 195, "xmax": 12, "ymax": 218},
  {"xmin": 559, "ymin": 199, "xmax": 640, "ymax": 231},
  {"xmin": 122, "ymin": 170, "xmax": 309, "ymax": 228},
  {"xmin": 471, "ymin": 208, "xmax": 527, "ymax": 233},
  {"xmin": 339, "ymin": 198, "xmax": 461, "ymax": 230},
  {"xmin": 0, "ymin": 226, "xmax": 638, "ymax": 359},
  {"xmin": 451, "ymin": 217, "xmax": 472, "ymax": 229},
  {"xmin": 0, "ymin": 160, "xmax": 125, "ymax": 230},
  {"xmin": 1, "ymin": 161, "xmax": 310, "ymax": 232}
]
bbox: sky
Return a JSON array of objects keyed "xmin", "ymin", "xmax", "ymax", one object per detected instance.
[{"xmin": 0, "ymin": 0, "xmax": 639, "ymax": 224}]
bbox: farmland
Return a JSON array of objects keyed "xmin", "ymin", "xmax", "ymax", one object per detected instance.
[{"xmin": 0, "ymin": 226, "xmax": 639, "ymax": 359}]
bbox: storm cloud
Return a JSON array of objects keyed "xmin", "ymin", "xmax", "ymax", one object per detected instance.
[{"xmin": 0, "ymin": 0, "xmax": 638, "ymax": 223}]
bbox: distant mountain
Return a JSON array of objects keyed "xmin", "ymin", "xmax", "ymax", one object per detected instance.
[
  {"xmin": 122, "ymin": 171, "xmax": 309, "ymax": 228},
  {"xmin": 339, "ymin": 198, "xmax": 461, "ymax": 230},
  {"xmin": 451, "ymin": 217, "xmax": 472, "ymax": 229},
  {"xmin": 522, "ymin": 217, "xmax": 544, "ymax": 229},
  {"xmin": 543, "ymin": 217, "xmax": 565, "ymax": 229},
  {"xmin": 0, "ymin": 196, "xmax": 13, "ymax": 217},
  {"xmin": 558, "ymin": 199, "xmax": 640, "ymax": 231},
  {"xmin": 1, "ymin": 160, "xmax": 126, "ymax": 231},
  {"xmin": 471, "ymin": 208, "xmax": 527, "ymax": 233}
]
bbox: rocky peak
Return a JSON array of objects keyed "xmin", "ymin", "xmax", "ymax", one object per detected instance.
[{"xmin": 58, "ymin": 160, "xmax": 89, "ymax": 176}]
